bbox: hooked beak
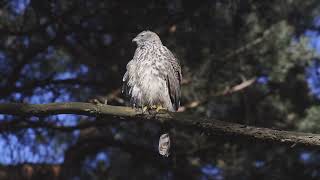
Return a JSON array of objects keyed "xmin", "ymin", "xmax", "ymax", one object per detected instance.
[{"xmin": 132, "ymin": 37, "xmax": 138, "ymax": 42}]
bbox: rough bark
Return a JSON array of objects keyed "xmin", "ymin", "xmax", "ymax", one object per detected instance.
[
  {"xmin": 0, "ymin": 164, "xmax": 61, "ymax": 180},
  {"xmin": 0, "ymin": 102, "xmax": 320, "ymax": 148}
]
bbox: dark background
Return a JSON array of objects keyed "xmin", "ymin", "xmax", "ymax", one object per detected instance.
[{"xmin": 1, "ymin": 0, "xmax": 320, "ymax": 179}]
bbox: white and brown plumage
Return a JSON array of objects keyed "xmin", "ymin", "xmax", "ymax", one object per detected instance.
[{"xmin": 122, "ymin": 31, "xmax": 182, "ymax": 112}]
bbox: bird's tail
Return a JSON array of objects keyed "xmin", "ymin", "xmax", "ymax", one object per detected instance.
[{"xmin": 158, "ymin": 133, "xmax": 171, "ymax": 157}]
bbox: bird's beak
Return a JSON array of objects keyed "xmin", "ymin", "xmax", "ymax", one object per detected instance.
[{"xmin": 132, "ymin": 37, "xmax": 138, "ymax": 42}]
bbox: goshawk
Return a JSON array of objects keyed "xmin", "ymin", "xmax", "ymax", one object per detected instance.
[{"xmin": 122, "ymin": 31, "xmax": 182, "ymax": 112}]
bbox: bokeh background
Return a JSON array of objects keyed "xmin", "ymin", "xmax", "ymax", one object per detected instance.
[{"xmin": 1, "ymin": 0, "xmax": 320, "ymax": 179}]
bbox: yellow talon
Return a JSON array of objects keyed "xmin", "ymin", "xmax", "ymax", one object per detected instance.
[
  {"xmin": 156, "ymin": 105, "xmax": 166, "ymax": 112},
  {"xmin": 142, "ymin": 106, "xmax": 148, "ymax": 112},
  {"xmin": 140, "ymin": 105, "xmax": 167, "ymax": 113}
]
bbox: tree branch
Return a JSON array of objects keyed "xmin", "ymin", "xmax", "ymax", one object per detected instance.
[
  {"xmin": 0, "ymin": 102, "xmax": 319, "ymax": 148},
  {"xmin": 0, "ymin": 164, "xmax": 61, "ymax": 180}
]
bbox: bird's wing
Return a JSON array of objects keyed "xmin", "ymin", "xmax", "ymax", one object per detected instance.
[
  {"xmin": 122, "ymin": 60, "xmax": 134, "ymax": 96},
  {"xmin": 163, "ymin": 47, "xmax": 182, "ymax": 111}
]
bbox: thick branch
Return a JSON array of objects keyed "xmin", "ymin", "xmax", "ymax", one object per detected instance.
[
  {"xmin": 0, "ymin": 164, "xmax": 61, "ymax": 180},
  {"xmin": 0, "ymin": 102, "xmax": 137, "ymax": 117},
  {"xmin": 0, "ymin": 102, "xmax": 319, "ymax": 148}
]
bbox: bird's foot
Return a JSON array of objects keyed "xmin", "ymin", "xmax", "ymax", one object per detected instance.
[
  {"xmin": 134, "ymin": 106, "xmax": 147, "ymax": 115},
  {"xmin": 150, "ymin": 105, "xmax": 157, "ymax": 110},
  {"xmin": 156, "ymin": 105, "xmax": 167, "ymax": 113},
  {"xmin": 137, "ymin": 105, "xmax": 167, "ymax": 115},
  {"xmin": 142, "ymin": 105, "xmax": 148, "ymax": 113},
  {"xmin": 90, "ymin": 98, "xmax": 108, "ymax": 106},
  {"xmin": 149, "ymin": 105, "xmax": 166, "ymax": 114}
]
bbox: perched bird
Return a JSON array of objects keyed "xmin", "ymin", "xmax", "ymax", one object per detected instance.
[{"xmin": 122, "ymin": 31, "xmax": 182, "ymax": 112}]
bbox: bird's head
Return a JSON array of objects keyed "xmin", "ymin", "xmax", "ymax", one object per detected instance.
[{"xmin": 132, "ymin": 31, "xmax": 162, "ymax": 46}]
